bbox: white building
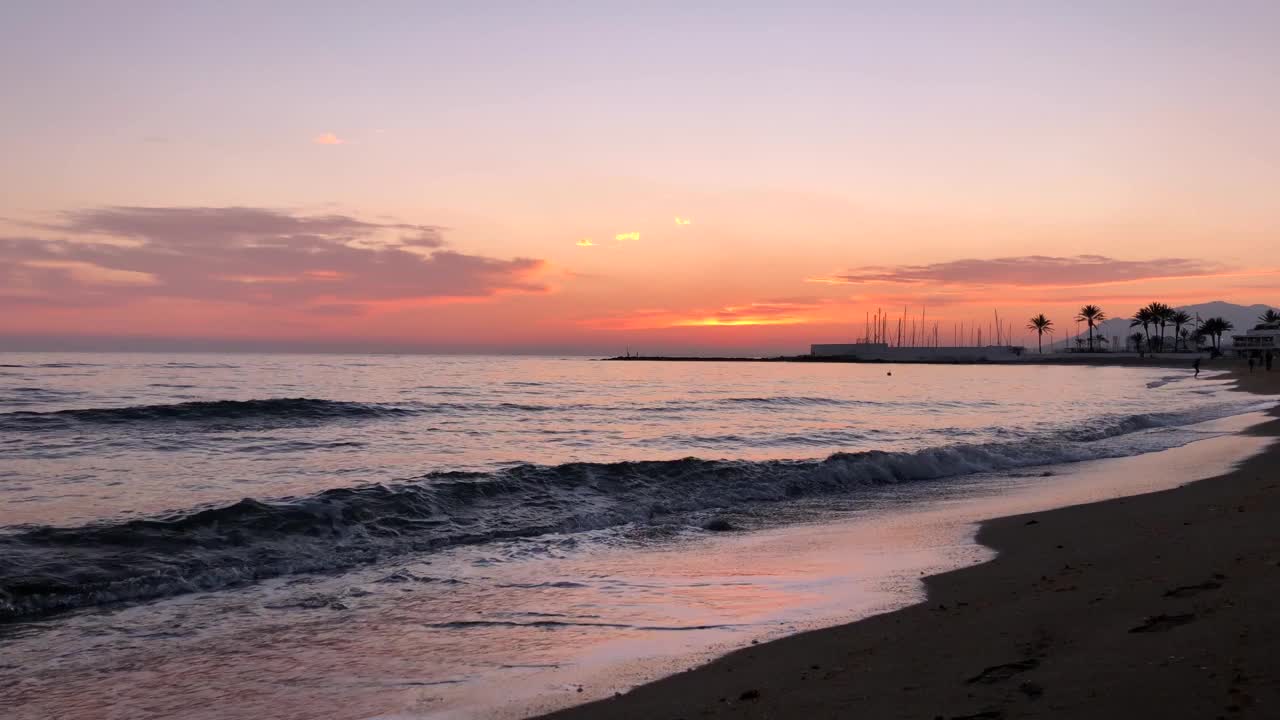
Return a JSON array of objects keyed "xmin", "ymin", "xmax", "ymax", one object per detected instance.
[{"xmin": 1231, "ymin": 321, "xmax": 1279, "ymax": 358}]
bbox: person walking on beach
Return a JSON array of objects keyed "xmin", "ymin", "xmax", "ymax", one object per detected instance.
[
  {"xmin": 1248, "ymin": 356, "xmax": 1256, "ymax": 373},
  {"xmin": 1267, "ymin": 351, "xmax": 1274, "ymax": 371},
  {"xmin": 1193, "ymin": 357, "xmax": 1200, "ymax": 377}
]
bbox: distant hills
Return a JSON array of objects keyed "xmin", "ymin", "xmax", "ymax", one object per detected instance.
[{"xmin": 1055, "ymin": 301, "xmax": 1277, "ymax": 349}]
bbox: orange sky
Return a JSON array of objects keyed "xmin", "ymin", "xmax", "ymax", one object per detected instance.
[{"xmin": 2, "ymin": 4, "xmax": 1276, "ymax": 354}]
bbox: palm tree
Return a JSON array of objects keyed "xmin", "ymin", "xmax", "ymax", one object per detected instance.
[
  {"xmin": 1140, "ymin": 302, "xmax": 1172, "ymax": 352},
  {"xmin": 1076, "ymin": 305, "xmax": 1106, "ymax": 352},
  {"xmin": 1200, "ymin": 318, "xmax": 1217, "ymax": 351},
  {"xmin": 1130, "ymin": 308, "xmax": 1153, "ymax": 350},
  {"xmin": 1156, "ymin": 303, "xmax": 1174, "ymax": 352},
  {"xmin": 1193, "ymin": 325, "xmax": 1210, "ymax": 350},
  {"xmin": 1171, "ymin": 310, "xmax": 1192, "ymax": 351},
  {"xmin": 1217, "ymin": 318, "xmax": 1235, "ymax": 350},
  {"xmin": 1259, "ymin": 308, "xmax": 1280, "ymax": 325},
  {"xmin": 1128, "ymin": 332, "xmax": 1145, "ymax": 353},
  {"xmin": 1026, "ymin": 314, "xmax": 1054, "ymax": 354},
  {"xmin": 1201, "ymin": 317, "xmax": 1235, "ymax": 352}
]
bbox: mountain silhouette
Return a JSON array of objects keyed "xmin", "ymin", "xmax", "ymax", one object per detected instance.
[{"xmin": 1054, "ymin": 301, "xmax": 1277, "ymax": 350}]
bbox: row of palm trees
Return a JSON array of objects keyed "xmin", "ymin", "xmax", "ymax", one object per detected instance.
[
  {"xmin": 1127, "ymin": 302, "xmax": 1195, "ymax": 352},
  {"xmin": 1022, "ymin": 304, "xmax": 1279, "ymax": 354},
  {"xmin": 1196, "ymin": 317, "xmax": 1235, "ymax": 353}
]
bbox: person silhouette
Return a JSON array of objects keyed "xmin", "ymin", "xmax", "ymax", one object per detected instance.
[
  {"xmin": 1193, "ymin": 357, "xmax": 1200, "ymax": 378},
  {"xmin": 1267, "ymin": 351, "xmax": 1274, "ymax": 371},
  {"xmin": 1248, "ymin": 356, "xmax": 1256, "ymax": 373}
]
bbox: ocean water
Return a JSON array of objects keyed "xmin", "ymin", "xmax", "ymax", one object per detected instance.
[{"xmin": 0, "ymin": 353, "xmax": 1271, "ymax": 718}]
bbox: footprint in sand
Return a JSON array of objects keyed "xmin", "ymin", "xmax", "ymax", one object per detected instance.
[
  {"xmin": 1163, "ymin": 580, "xmax": 1223, "ymax": 598},
  {"xmin": 965, "ymin": 659, "xmax": 1039, "ymax": 684},
  {"xmin": 1129, "ymin": 613, "xmax": 1196, "ymax": 633}
]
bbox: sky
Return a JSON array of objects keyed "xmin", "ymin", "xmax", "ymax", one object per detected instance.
[{"xmin": 1, "ymin": 1, "xmax": 1277, "ymax": 354}]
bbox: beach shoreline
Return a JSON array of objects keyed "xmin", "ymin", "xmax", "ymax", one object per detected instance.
[{"xmin": 536, "ymin": 365, "xmax": 1280, "ymax": 719}]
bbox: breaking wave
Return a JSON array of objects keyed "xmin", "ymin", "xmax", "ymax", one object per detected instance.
[
  {"xmin": 0, "ymin": 396, "xmax": 913, "ymax": 432},
  {"xmin": 0, "ymin": 404, "xmax": 1256, "ymax": 622},
  {"xmin": 0, "ymin": 398, "xmax": 418, "ymax": 431}
]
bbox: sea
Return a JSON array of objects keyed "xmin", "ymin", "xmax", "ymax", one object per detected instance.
[{"xmin": 0, "ymin": 353, "xmax": 1273, "ymax": 719}]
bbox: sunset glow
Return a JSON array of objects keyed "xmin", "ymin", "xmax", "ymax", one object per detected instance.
[
  {"xmin": 7, "ymin": 7, "xmax": 1280, "ymax": 720},
  {"xmin": 1, "ymin": 4, "xmax": 1276, "ymax": 354}
]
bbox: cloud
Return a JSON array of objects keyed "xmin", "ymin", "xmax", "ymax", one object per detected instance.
[
  {"xmin": 22, "ymin": 260, "xmax": 158, "ymax": 287},
  {"xmin": 614, "ymin": 231, "xmax": 640, "ymax": 242},
  {"xmin": 809, "ymin": 255, "xmax": 1225, "ymax": 288},
  {"xmin": 674, "ymin": 217, "xmax": 692, "ymax": 226},
  {"xmin": 576, "ymin": 239, "xmax": 596, "ymax": 247},
  {"xmin": 0, "ymin": 207, "xmax": 548, "ymax": 310},
  {"xmin": 313, "ymin": 133, "xmax": 345, "ymax": 145}
]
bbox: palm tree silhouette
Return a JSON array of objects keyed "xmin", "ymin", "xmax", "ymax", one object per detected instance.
[
  {"xmin": 1193, "ymin": 324, "xmax": 1209, "ymax": 350},
  {"xmin": 1026, "ymin": 314, "xmax": 1054, "ymax": 354},
  {"xmin": 1139, "ymin": 302, "xmax": 1173, "ymax": 352},
  {"xmin": 1218, "ymin": 318, "xmax": 1235, "ymax": 349},
  {"xmin": 1163, "ymin": 305, "xmax": 1177, "ymax": 350},
  {"xmin": 1201, "ymin": 317, "xmax": 1235, "ymax": 352},
  {"xmin": 1128, "ymin": 331, "xmax": 1145, "ymax": 353},
  {"xmin": 1259, "ymin": 308, "xmax": 1280, "ymax": 325},
  {"xmin": 1200, "ymin": 319, "xmax": 1215, "ymax": 350},
  {"xmin": 1076, "ymin": 305, "xmax": 1106, "ymax": 352},
  {"xmin": 1171, "ymin": 310, "xmax": 1192, "ymax": 351},
  {"xmin": 1130, "ymin": 307, "xmax": 1153, "ymax": 350},
  {"xmin": 1156, "ymin": 303, "xmax": 1174, "ymax": 352}
]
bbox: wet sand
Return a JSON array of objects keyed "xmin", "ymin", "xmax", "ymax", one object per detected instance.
[{"xmin": 538, "ymin": 366, "xmax": 1280, "ymax": 719}]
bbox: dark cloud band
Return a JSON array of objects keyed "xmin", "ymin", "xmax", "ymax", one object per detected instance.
[
  {"xmin": 0, "ymin": 206, "xmax": 547, "ymax": 310},
  {"xmin": 816, "ymin": 255, "xmax": 1224, "ymax": 287}
]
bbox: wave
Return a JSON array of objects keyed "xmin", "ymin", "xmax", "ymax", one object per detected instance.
[
  {"xmin": 0, "ymin": 397, "xmax": 575, "ymax": 432},
  {"xmin": 637, "ymin": 428, "xmax": 872, "ymax": 450},
  {"xmin": 0, "ymin": 398, "xmax": 418, "ymax": 431},
  {"xmin": 716, "ymin": 396, "xmax": 861, "ymax": 407},
  {"xmin": 0, "ymin": 387, "xmax": 87, "ymax": 407},
  {"xmin": 0, "ymin": 404, "xmax": 1254, "ymax": 623},
  {"xmin": 421, "ymin": 619, "xmax": 739, "ymax": 631},
  {"xmin": 150, "ymin": 362, "xmax": 239, "ymax": 369},
  {"xmin": 0, "ymin": 393, "xmax": 1019, "ymax": 434}
]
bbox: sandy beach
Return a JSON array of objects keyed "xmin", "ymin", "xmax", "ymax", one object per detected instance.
[{"xmin": 539, "ymin": 366, "xmax": 1280, "ymax": 720}]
